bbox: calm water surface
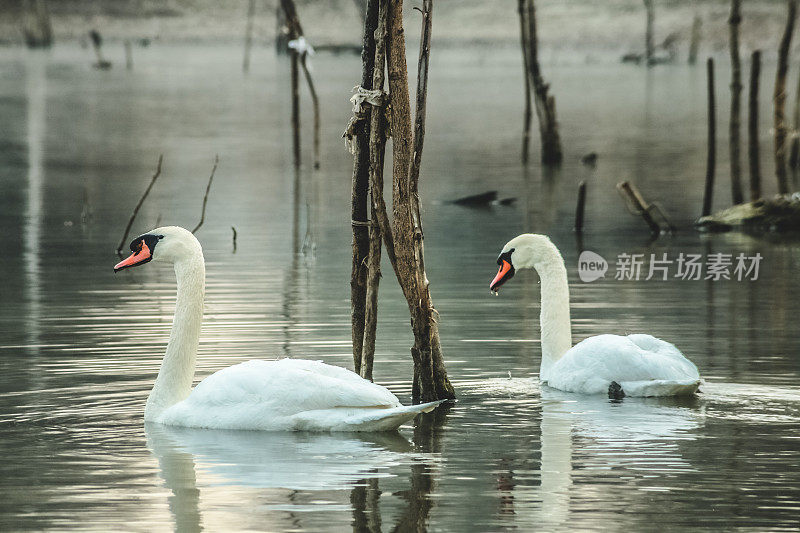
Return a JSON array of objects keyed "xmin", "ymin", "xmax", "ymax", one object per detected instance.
[{"xmin": 1, "ymin": 44, "xmax": 799, "ymax": 531}]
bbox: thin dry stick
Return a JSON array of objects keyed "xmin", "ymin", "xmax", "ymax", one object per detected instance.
[
  {"xmin": 116, "ymin": 155, "xmax": 163, "ymax": 256},
  {"xmin": 192, "ymin": 155, "xmax": 219, "ymax": 234},
  {"xmin": 299, "ymin": 54, "xmax": 321, "ymax": 169},
  {"xmin": 774, "ymin": 0, "xmax": 797, "ymax": 194},
  {"xmin": 729, "ymin": 0, "xmax": 743, "ymax": 204},
  {"xmin": 409, "ymin": 0, "xmax": 433, "ymax": 285}
]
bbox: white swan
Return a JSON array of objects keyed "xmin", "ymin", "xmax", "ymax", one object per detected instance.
[
  {"xmin": 114, "ymin": 226, "xmax": 442, "ymax": 431},
  {"xmin": 489, "ymin": 234, "xmax": 702, "ymax": 398}
]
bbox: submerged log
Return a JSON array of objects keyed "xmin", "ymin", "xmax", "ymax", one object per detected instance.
[
  {"xmin": 451, "ymin": 191, "xmax": 498, "ymax": 206},
  {"xmin": 617, "ymin": 181, "xmax": 662, "ymax": 235},
  {"xmin": 696, "ymin": 194, "xmax": 800, "ymax": 232}
]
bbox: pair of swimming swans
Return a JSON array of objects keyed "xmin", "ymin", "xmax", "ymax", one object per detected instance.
[{"xmin": 114, "ymin": 227, "xmax": 701, "ymax": 432}]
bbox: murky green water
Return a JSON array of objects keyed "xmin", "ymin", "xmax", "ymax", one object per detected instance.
[{"xmin": 1, "ymin": 44, "xmax": 799, "ymax": 531}]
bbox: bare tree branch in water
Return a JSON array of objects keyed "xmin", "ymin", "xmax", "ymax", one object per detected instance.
[
  {"xmin": 519, "ymin": 0, "xmax": 562, "ymax": 165},
  {"xmin": 349, "ymin": 0, "xmax": 380, "ymax": 376},
  {"xmin": 279, "ymin": 0, "xmax": 321, "ymax": 169},
  {"xmin": 774, "ymin": 0, "xmax": 797, "ymax": 194},
  {"xmin": 688, "ymin": 8, "xmax": 702, "ymax": 65},
  {"xmin": 644, "ymin": 0, "xmax": 655, "ymax": 64},
  {"xmin": 517, "ymin": 0, "xmax": 533, "ymax": 164},
  {"xmin": 360, "ymin": 0, "xmax": 391, "ymax": 382},
  {"xmin": 385, "ymin": 0, "xmax": 455, "ymax": 402},
  {"xmin": 116, "ymin": 155, "xmax": 163, "ymax": 257},
  {"xmin": 704, "ymin": 58, "xmax": 716, "ymax": 217},
  {"xmin": 242, "ymin": 0, "xmax": 256, "ymax": 73},
  {"xmin": 729, "ymin": 0, "xmax": 744, "ymax": 204},
  {"xmin": 192, "ymin": 155, "xmax": 219, "ymax": 234},
  {"xmin": 749, "ymin": 50, "xmax": 762, "ymax": 201}
]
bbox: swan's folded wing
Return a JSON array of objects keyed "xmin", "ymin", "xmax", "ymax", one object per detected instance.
[
  {"xmin": 553, "ymin": 334, "xmax": 700, "ymax": 393},
  {"xmin": 175, "ymin": 359, "xmax": 402, "ymax": 424}
]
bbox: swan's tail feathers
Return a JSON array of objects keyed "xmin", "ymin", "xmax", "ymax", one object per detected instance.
[
  {"xmin": 290, "ymin": 400, "xmax": 447, "ymax": 432},
  {"xmin": 344, "ymin": 400, "xmax": 446, "ymax": 432},
  {"xmin": 620, "ymin": 379, "xmax": 703, "ymax": 398}
]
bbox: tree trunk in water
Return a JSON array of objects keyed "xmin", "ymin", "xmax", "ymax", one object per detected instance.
[
  {"xmin": 749, "ymin": 50, "xmax": 762, "ymax": 201},
  {"xmin": 386, "ymin": 0, "xmax": 455, "ymax": 403},
  {"xmin": 688, "ymin": 11, "xmax": 701, "ymax": 65},
  {"xmin": 774, "ymin": 0, "xmax": 797, "ymax": 195},
  {"xmin": 729, "ymin": 0, "xmax": 744, "ymax": 205},
  {"xmin": 361, "ymin": 0, "xmax": 389, "ymax": 382},
  {"xmin": 517, "ymin": 0, "xmax": 533, "ymax": 164},
  {"xmin": 644, "ymin": 0, "xmax": 655, "ymax": 64},
  {"xmin": 350, "ymin": 0, "xmax": 379, "ymax": 374},
  {"xmin": 703, "ymin": 58, "xmax": 716, "ymax": 218},
  {"xmin": 789, "ymin": 63, "xmax": 800, "ymax": 172},
  {"xmin": 525, "ymin": 0, "xmax": 563, "ymax": 166}
]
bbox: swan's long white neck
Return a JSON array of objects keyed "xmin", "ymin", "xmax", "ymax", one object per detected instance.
[
  {"xmin": 144, "ymin": 251, "xmax": 205, "ymax": 421},
  {"xmin": 532, "ymin": 244, "xmax": 572, "ymax": 382}
]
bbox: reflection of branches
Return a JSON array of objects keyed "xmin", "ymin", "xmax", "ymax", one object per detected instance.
[
  {"xmin": 351, "ymin": 477, "xmax": 382, "ymax": 533},
  {"xmin": 390, "ymin": 404, "xmax": 451, "ymax": 532}
]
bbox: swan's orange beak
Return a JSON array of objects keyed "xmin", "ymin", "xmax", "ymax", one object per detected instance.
[
  {"xmin": 490, "ymin": 260, "xmax": 515, "ymax": 293},
  {"xmin": 114, "ymin": 241, "xmax": 152, "ymax": 272}
]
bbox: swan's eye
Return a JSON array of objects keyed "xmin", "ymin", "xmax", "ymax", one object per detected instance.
[{"xmin": 497, "ymin": 249, "xmax": 514, "ymax": 266}]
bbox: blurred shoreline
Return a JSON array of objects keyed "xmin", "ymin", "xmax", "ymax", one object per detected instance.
[{"xmin": 0, "ymin": 0, "xmax": 794, "ymax": 58}]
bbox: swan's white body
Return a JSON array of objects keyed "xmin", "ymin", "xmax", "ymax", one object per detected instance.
[
  {"xmin": 492, "ymin": 234, "xmax": 701, "ymax": 397},
  {"xmin": 118, "ymin": 226, "xmax": 441, "ymax": 431}
]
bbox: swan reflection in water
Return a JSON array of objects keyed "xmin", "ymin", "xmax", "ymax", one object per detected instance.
[
  {"xmin": 477, "ymin": 378, "xmax": 707, "ymax": 529},
  {"xmin": 146, "ymin": 410, "xmax": 446, "ymax": 531}
]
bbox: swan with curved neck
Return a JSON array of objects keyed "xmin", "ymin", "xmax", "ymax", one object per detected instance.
[
  {"xmin": 490, "ymin": 234, "xmax": 701, "ymax": 398},
  {"xmin": 114, "ymin": 226, "xmax": 443, "ymax": 431}
]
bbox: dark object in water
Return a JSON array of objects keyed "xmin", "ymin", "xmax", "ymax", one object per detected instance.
[
  {"xmin": 89, "ymin": 30, "xmax": 102, "ymax": 48},
  {"xmin": 314, "ymin": 43, "xmax": 361, "ymax": 55},
  {"xmin": 581, "ymin": 152, "xmax": 598, "ymax": 166},
  {"xmin": 139, "ymin": 38, "xmax": 151, "ymax": 47},
  {"xmin": 89, "ymin": 29, "xmax": 112, "ymax": 70},
  {"xmin": 499, "ymin": 197, "xmax": 517, "ymax": 206},
  {"xmin": 608, "ymin": 381, "xmax": 625, "ymax": 400},
  {"xmin": 696, "ymin": 194, "xmax": 800, "ymax": 232},
  {"xmin": 452, "ymin": 191, "xmax": 497, "ymax": 206},
  {"xmin": 621, "ymin": 53, "xmax": 643, "ymax": 64}
]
